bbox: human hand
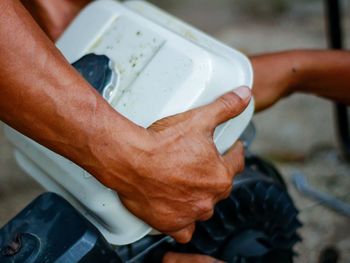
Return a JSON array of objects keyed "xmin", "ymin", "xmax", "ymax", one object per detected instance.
[
  {"xmin": 101, "ymin": 86, "xmax": 251, "ymax": 243},
  {"xmin": 163, "ymin": 252, "xmax": 225, "ymax": 263},
  {"xmin": 6, "ymin": 0, "xmax": 251, "ymax": 245}
]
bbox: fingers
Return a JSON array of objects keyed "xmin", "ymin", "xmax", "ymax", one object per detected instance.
[
  {"xmin": 223, "ymin": 141, "xmax": 245, "ymax": 177},
  {"xmin": 198, "ymin": 208, "xmax": 215, "ymax": 221},
  {"xmin": 163, "ymin": 252, "xmax": 225, "ymax": 263},
  {"xmin": 195, "ymin": 86, "xmax": 251, "ymax": 130},
  {"xmin": 167, "ymin": 223, "xmax": 196, "ymax": 244}
]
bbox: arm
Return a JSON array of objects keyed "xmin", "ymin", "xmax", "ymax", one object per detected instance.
[
  {"xmin": 20, "ymin": 0, "xmax": 91, "ymax": 41},
  {"xmin": 251, "ymin": 50, "xmax": 350, "ymax": 111},
  {"xmin": 0, "ymin": 0, "xmax": 251, "ymax": 242}
]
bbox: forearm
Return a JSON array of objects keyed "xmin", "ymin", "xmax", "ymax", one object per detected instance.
[
  {"xmin": 20, "ymin": 0, "xmax": 92, "ymax": 41},
  {"xmin": 0, "ymin": 0, "xmax": 144, "ymax": 187},
  {"xmin": 252, "ymin": 49, "xmax": 350, "ymax": 111},
  {"xmin": 0, "ymin": 1, "xmax": 252, "ymax": 243},
  {"xmin": 293, "ymin": 50, "xmax": 350, "ymax": 104}
]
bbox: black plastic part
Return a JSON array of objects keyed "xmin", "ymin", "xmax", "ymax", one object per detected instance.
[
  {"xmin": 72, "ymin": 53, "xmax": 114, "ymax": 95},
  {"xmin": 319, "ymin": 246, "xmax": 340, "ymax": 263},
  {"xmin": 324, "ymin": 0, "xmax": 350, "ymax": 161},
  {"xmin": 116, "ymin": 156, "xmax": 302, "ymax": 263},
  {"xmin": 183, "ymin": 156, "xmax": 302, "ymax": 263},
  {"xmin": 0, "ymin": 193, "xmax": 122, "ymax": 263}
]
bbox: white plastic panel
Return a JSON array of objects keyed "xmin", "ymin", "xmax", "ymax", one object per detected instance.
[{"xmin": 5, "ymin": 0, "xmax": 254, "ymax": 245}]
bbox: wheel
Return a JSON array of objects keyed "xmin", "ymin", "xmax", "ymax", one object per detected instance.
[{"xmin": 186, "ymin": 156, "xmax": 302, "ymax": 262}]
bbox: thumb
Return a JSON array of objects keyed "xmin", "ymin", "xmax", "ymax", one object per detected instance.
[{"xmin": 196, "ymin": 86, "xmax": 251, "ymax": 130}]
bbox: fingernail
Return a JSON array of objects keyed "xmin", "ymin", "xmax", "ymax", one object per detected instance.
[{"xmin": 233, "ymin": 86, "xmax": 251, "ymax": 100}]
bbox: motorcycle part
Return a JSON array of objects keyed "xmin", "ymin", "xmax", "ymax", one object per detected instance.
[
  {"xmin": 72, "ymin": 53, "xmax": 118, "ymax": 100},
  {"xmin": 293, "ymin": 172, "xmax": 350, "ymax": 217},
  {"xmin": 116, "ymin": 156, "xmax": 302, "ymax": 263},
  {"xmin": 4, "ymin": 0, "xmax": 254, "ymax": 245},
  {"xmin": 0, "ymin": 193, "xmax": 122, "ymax": 263}
]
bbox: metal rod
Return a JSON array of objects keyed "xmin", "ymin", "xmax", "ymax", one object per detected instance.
[
  {"xmin": 324, "ymin": 0, "xmax": 350, "ymax": 161},
  {"xmin": 293, "ymin": 172, "xmax": 350, "ymax": 217}
]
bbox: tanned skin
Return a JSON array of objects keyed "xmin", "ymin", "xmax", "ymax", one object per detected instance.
[
  {"xmin": 3, "ymin": 1, "xmax": 350, "ymax": 263},
  {"xmin": 20, "ymin": 0, "xmax": 91, "ymax": 41},
  {"xmin": 252, "ymin": 50, "xmax": 350, "ymax": 111},
  {"xmin": 0, "ymin": 0, "xmax": 251, "ymax": 248}
]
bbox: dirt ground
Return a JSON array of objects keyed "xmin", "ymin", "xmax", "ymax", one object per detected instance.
[{"xmin": 1, "ymin": 1, "xmax": 350, "ymax": 262}]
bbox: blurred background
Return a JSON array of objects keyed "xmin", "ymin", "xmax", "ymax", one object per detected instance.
[{"xmin": 1, "ymin": 0, "xmax": 350, "ymax": 262}]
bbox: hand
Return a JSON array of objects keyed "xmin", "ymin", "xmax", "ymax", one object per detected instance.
[
  {"xmin": 251, "ymin": 52, "xmax": 300, "ymax": 112},
  {"xmin": 102, "ymin": 87, "xmax": 251, "ymax": 243},
  {"xmin": 163, "ymin": 252, "xmax": 225, "ymax": 263},
  {"xmin": 1, "ymin": 0, "xmax": 249, "ymax": 245}
]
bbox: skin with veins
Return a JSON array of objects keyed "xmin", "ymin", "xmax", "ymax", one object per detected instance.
[
  {"xmin": 4, "ymin": 1, "xmax": 350, "ymax": 262},
  {"xmin": 0, "ymin": 0, "xmax": 250, "ymax": 245}
]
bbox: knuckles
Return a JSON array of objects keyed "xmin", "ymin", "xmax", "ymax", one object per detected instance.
[
  {"xmin": 235, "ymin": 151, "xmax": 245, "ymax": 173},
  {"xmin": 218, "ymin": 92, "xmax": 245, "ymax": 116},
  {"xmin": 219, "ymin": 177, "xmax": 233, "ymax": 193},
  {"xmin": 196, "ymin": 199, "xmax": 214, "ymax": 215},
  {"xmin": 229, "ymin": 143, "xmax": 245, "ymax": 174},
  {"xmin": 178, "ymin": 231, "xmax": 194, "ymax": 244},
  {"xmin": 221, "ymin": 184, "xmax": 233, "ymax": 199},
  {"xmin": 198, "ymin": 208, "xmax": 215, "ymax": 221},
  {"xmin": 217, "ymin": 166, "xmax": 234, "ymax": 190}
]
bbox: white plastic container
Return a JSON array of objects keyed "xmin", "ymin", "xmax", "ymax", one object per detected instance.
[{"xmin": 5, "ymin": 0, "xmax": 254, "ymax": 245}]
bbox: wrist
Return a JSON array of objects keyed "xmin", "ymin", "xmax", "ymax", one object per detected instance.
[{"xmin": 73, "ymin": 103, "xmax": 150, "ymax": 193}]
